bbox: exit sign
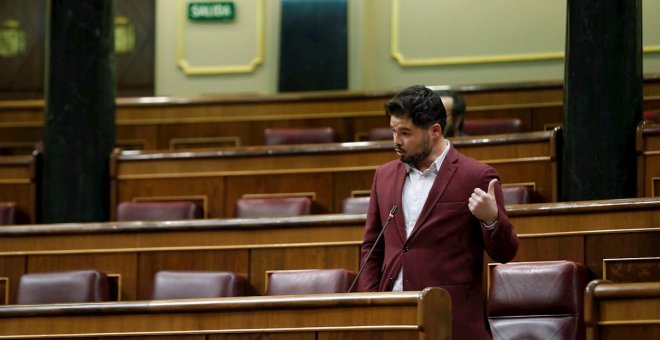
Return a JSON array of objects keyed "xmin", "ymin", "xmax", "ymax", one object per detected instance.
[{"xmin": 188, "ymin": 2, "xmax": 235, "ymax": 21}]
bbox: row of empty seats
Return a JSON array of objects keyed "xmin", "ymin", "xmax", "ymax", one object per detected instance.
[
  {"xmin": 13, "ymin": 261, "xmax": 589, "ymax": 340},
  {"xmin": 265, "ymin": 118, "xmax": 527, "ymax": 146},
  {"xmin": 3, "ymin": 112, "xmax": 659, "ymax": 155},
  {"xmin": 258, "ymin": 110, "xmax": 660, "ymax": 145},
  {"xmin": 115, "ymin": 197, "xmax": 317, "ymax": 221},
  {"xmin": 14, "ymin": 268, "xmax": 357, "ymax": 304},
  {"xmin": 2, "ymin": 186, "xmax": 539, "ymax": 226},
  {"xmin": 114, "ymin": 186, "xmax": 537, "ymax": 222}
]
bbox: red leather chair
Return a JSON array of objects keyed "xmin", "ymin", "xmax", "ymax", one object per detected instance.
[
  {"xmin": 463, "ymin": 118, "xmax": 523, "ymax": 136},
  {"xmin": 488, "ymin": 261, "xmax": 589, "ymax": 340},
  {"xmin": 266, "ymin": 269, "xmax": 357, "ymax": 295},
  {"xmin": 263, "ymin": 127, "xmax": 336, "ymax": 145},
  {"xmin": 116, "ymin": 201, "xmax": 201, "ymax": 221},
  {"xmin": 16, "ymin": 270, "xmax": 111, "ymax": 304},
  {"xmin": 502, "ymin": 186, "xmax": 536, "ymax": 205},
  {"xmin": 368, "ymin": 127, "xmax": 392, "ymax": 141},
  {"xmin": 0, "ymin": 202, "xmax": 17, "ymax": 225},
  {"xmin": 235, "ymin": 197, "xmax": 314, "ymax": 218},
  {"xmin": 152, "ymin": 270, "xmax": 248, "ymax": 300},
  {"xmin": 644, "ymin": 109, "xmax": 660, "ymax": 123},
  {"xmin": 341, "ymin": 196, "xmax": 370, "ymax": 214}
]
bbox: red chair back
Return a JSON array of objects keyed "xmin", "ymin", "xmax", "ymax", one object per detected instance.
[
  {"xmin": 152, "ymin": 271, "xmax": 247, "ymax": 299},
  {"xmin": 263, "ymin": 127, "xmax": 336, "ymax": 145},
  {"xmin": 116, "ymin": 201, "xmax": 201, "ymax": 221},
  {"xmin": 502, "ymin": 186, "xmax": 536, "ymax": 205},
  {"xmin": 266, "ymin": 269, "xmax": 357, "ymax": 295},
  {"xmin": 644, "ymin": 109, "xmax": 660, "ymax": 123},
  {"xmin": 463, "ymin": 118, "xmax": 523, "ymax": 135},
  {"xmin": 235, "ymin": 197, "xmax": 314, "ymax": 218},
  {"xmin": 16, "ymin": 270, "xmax": 111, "ymax": 304},
  {"xmin": 341, "ymin": 196, "xmax": 370, "ymax": 214},
  {"xmin": 488, "ymin": 261, "xmax": 588, "ymax": 340}
]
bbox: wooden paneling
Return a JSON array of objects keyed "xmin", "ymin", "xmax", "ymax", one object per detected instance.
[
  {"xmin": 586, "ymin": 233, "xmax": 660, "ymax": 279},
  {"xmin": 0, "ymin": 288, "xmax": 451, "ymax": 339},
  {"xmin": 112, "ymin": 130, "xmax": 559, "ymax": 219},
  {"xmin": 0, "ymin": 153, "xmax": 39, "ymax": 224},
  {"xmin": 0, "ymin": 0, "xmax": 154, "ymax": 100},
  {"xmin": 0, "ymin": 197, "xmax": 658, "ymax": 304},
  {"xmin": 638, "ymin": 122, "xmax": 660, "ymax": 197},
  {"xmin": 115, "ymin": 0, "xmax": 155, "ymax": 97},
  {"xmin": 603, "ymin": 257, "xmax": 660, "ymax": 282},
  {"xmin": 0, "ymin": 214, "xmax": 366, "ymax": 303},
  {"xmin": 585, "ymin": 281, "xmax": 660, "ymax": 340},
  {"xmin": 2, "ymin": 77, "xmax": 660, "ymax": 151},
  {"xmin": 513, "ymin": 235, "xmax": 585, "ymax": 264},
  {"xmin": 0, "ymin": 0, "xmax": 46, "ymax": 100}
]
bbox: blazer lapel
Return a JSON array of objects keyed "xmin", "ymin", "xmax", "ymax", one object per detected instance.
[
  {"xmin": 392, "ymin": 162, "xmax": 408, "ymax": 242},
  {"xmin": 407, "ymin": 146, "xmax": 459, "ymax": 240}
]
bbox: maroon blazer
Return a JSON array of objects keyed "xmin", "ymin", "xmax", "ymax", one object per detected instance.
[{"xmin": 358, "ymin": 146, "xmax": 519, "ymax": 340}]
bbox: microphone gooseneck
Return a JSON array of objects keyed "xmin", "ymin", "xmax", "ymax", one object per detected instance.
[{"xmin": 347, "ymin": 205, "xmax": 398, "ymax": 293}]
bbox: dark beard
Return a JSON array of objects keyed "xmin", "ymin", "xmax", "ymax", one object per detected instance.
[{"xmin": 400, "ymin": 139, "xmax": 433, "ymax": 167}]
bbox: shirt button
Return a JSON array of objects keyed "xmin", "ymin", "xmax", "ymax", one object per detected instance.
[{"xmin": 403, "ymin": 245, "xmax": 409, "ymax": 252}]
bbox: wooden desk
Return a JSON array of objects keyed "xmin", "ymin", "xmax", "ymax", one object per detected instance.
[
  {"xmin": 0, "ymin": 214, "xmax": 367, "ymax": 302},
  {"xmin": 584, "ymin": 280, "xmax": 660, "ymax": 340},
  {"xmin": 0, "ymin": 197, "xmax": 658, "ymax": 304},
  {"xmin": 505, "ymin": 197, "xmax": 660, "ymax": 279},
  {"xmin": 3, "ymin": 77, "xmax": 660, "ymax": 150},
  {"xmin": 0, "ymin": 153, "xmax": 40, "ymax": 224},
  {"xmin": 111, "ymin": 130, "xmax": 559, "ymax": 219},
  {"xmin": 0, "ymin": 288, "xmax": 451, "ymax": 340},
  {"xmin": 638, "ymin": 121, "xmax": 660, "ymax": 197},
  {"xmin": 0, "ymin": 81, "xmax": 561, "ymax": 150}
]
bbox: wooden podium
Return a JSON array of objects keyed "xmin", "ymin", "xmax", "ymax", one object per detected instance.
[{"xmin": 0, "ymin": 288, "xmax": 451, "ymax": 339}]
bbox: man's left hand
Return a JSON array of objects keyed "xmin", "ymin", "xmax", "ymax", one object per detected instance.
[{"xmin": 468, "ymin": 178, "xmax": 499, "ymax": 225}]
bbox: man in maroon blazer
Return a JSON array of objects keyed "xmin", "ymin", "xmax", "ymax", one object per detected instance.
[{"xmin": 358, "ymin": 85, "xmax": 519, "ymax": 340}]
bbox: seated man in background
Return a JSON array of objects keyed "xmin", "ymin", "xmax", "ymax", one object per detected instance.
[{"xmin": 436, "ymin": 90, "xmax": 467, "ymax": 137}]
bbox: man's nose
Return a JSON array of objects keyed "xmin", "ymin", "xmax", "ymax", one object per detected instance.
[{"xmin": 393, "ymin": 133, "xmax": 401, "ymax": 145}]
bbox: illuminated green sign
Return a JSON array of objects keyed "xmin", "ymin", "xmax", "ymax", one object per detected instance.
[{"xmin": 188, "ymin": 2, "xmax": 235, "ymax": 21}]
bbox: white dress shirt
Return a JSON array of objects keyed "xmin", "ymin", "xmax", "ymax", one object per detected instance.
[{"xmin": 392, "ymin": 140, "xmax": 450, "ymax": 291}]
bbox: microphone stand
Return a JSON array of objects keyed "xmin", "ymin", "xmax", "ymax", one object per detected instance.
[{"xmin": 347, "ymin": 205, "xmax": 398, "ymax": 293}]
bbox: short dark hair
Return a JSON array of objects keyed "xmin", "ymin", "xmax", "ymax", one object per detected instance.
[{"xmin": 385, "ymin": 85, "xmax": 446, "ymax": 131}]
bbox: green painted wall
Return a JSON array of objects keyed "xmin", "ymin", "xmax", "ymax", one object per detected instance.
[{"xmin": 155, "ymin": 0, "xmax": 660, "ymax": 96}]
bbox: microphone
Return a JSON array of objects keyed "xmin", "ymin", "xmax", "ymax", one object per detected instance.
[{"xmin": 347, "ymin": 205, "xmax": 398, "ymax": 293}]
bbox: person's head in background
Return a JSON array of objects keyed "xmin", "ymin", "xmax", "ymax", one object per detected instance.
[{"xmin": 436, "ymin": 90, "xmax": 466, "ymax": 137}]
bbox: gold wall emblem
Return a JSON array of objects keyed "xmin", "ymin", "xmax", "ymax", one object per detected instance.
[
  {"xmin": 0, "ymin": 19, "xmax": 26, "ymax": 58},
  {"xmin": 114, "ymin": 15, "xmax": 135, "ymax": 54}
]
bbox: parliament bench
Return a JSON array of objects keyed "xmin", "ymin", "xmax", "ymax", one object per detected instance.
[
  {"xmin": 0, "ymin": 288, "xmax": 451, "ymax": 339},
  {"xmin": 0, "ymin": 197, "xmax": 657, "ymax": 303},
  {"xmin": 4, "ymin": 77, "xmax": 660, "ymax": 150},
  {"xmin": 0, "ymin": 153, "xmax": 40, "ymax": 224},
  {"xmin": 584, "ymin": 280, "xmax": 660, "ymax": 340},
  {"xmin": 111, "ymin": 129, "xmax": 560, "ymax": 219},
  {"xmin": 638, "ymin": 121, "xmax": 660, "ymax": 197}
]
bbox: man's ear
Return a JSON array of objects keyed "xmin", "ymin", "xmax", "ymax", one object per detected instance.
[{"xmin": 431, "ymin": 123, "xmax": 442, "ymax": 137}]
